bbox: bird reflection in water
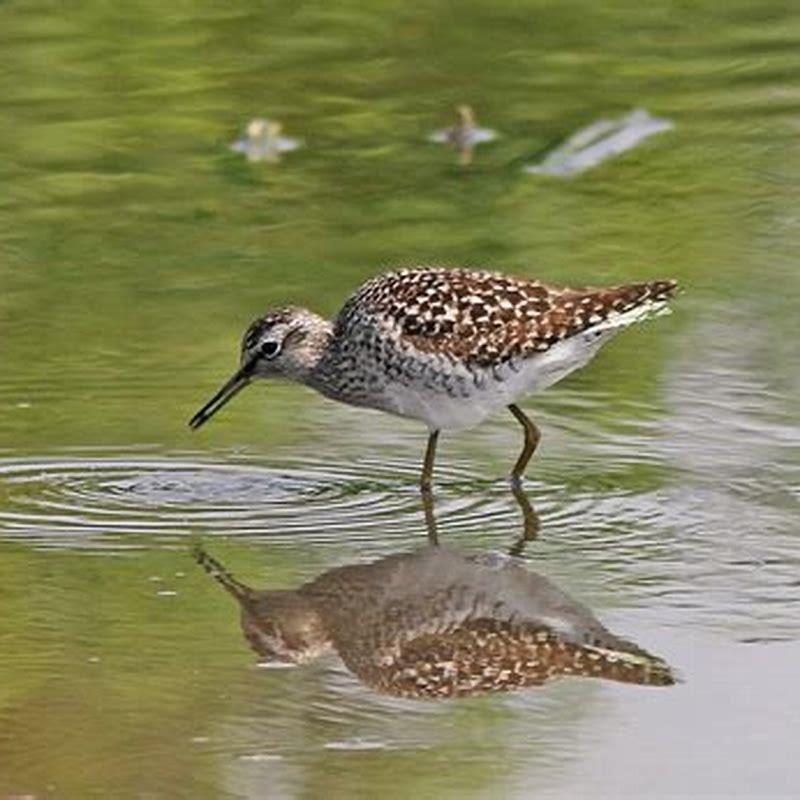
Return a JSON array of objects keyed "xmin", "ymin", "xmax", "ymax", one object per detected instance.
[{"xmin": 194, "ymin": 543, "xmax": 675, "ymax": 699}]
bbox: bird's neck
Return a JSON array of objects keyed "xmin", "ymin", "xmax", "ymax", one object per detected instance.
[
  {"xmin": 283, "ymin": 312, "xmax": 335, "ymax": 383},
  {"xmin": 302, "ymin": 320, "xmax": 362, "ymax": 401}
]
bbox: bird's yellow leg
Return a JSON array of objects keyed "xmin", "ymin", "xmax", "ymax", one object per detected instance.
[
  {"xmin": 420, "ymin": 429, "xmax": 440, "ymax": 491},
  {"xmin": 508, "ymin": 404, "xmax": 541, "ymax": 483}
]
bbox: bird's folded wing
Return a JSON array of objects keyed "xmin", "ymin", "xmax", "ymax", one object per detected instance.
[{"xmin": 336, "ymin": 268, "xmax": 677, "ymax": 367}]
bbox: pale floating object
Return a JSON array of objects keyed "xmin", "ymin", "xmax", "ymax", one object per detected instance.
[
  {"xmin": 323, "ymin": 739, "xmax": 388, "ymax": 751},
  {"xmin": 230, "ymin": 118, "xmax": 303, "ymax": 163},
  {"xmin": 238, "ymin": 753, "xmax": 283, "ymax": 762},
  {"xmin": 429, "ymin": 104, "xmax": 498, "ymax": 165},
  {"xmin": 524, "ymin": 108, "xmax": 674, "ymax": 177}
]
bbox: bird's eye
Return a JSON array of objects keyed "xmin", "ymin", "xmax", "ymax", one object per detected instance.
[{"xmin": 260, "ymin": 340, "xmax": 280, "ymax": 358}]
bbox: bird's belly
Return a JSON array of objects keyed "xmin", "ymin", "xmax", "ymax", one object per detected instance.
[
  {"xmin": 383, "ymin": 384, "xmax": 499, "ymax": 432},
  {"xmin": 376, "ymin": 332, "xmax": 617, "ymax": 432}
]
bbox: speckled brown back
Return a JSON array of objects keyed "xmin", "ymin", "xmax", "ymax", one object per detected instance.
[{"xmin": 337, "ymin": 268, "xmax": 677, "ymax": 367}]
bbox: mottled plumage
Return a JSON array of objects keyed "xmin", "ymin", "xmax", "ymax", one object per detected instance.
[
  {"xmin": 190, "ymin": 266, "xmax": 678, "ymax": 485},
  {"xmin": 195, "ymin": 545, "xmax": 675, "ymax": 698},
  {"xmin": 337, "ymin": 267, "xmax": 675, "ymax": 366}
]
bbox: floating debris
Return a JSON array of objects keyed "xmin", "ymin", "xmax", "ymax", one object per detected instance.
[
  {"xmin": 230, "ymin": 118, "xmax": 302, "ymax": 163},
  {"xmin": 524, "ymin": 108, "xmax": 673, "ymax": 177},
  {"xmin": 323, "ymin": 739, "xmax": 388, "ymax": 752},
  {"xmin": 238, "ymin": 753, "xmax": 284, "ymax": 762},
  {"xmin": 429, "ymin": 104, "xmax": 498, "ymax": 165}
]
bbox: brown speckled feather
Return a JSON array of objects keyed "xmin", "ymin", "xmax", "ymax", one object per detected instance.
[{"xmin": 339, "ymin": 267, "xmax": 677, "ymax": 367}]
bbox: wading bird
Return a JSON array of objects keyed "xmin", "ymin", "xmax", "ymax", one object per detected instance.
[{"xmin": 189, "ymin": 267, "xmax": 677, "ymax": 488}]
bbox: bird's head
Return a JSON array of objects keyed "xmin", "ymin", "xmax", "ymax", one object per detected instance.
[{"xmin": 189, "ymin": 306, "xmax": 330, "ymax": 430}]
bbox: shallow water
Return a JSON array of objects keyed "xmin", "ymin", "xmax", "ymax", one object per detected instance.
[{"xmin": 1, "ymin": 1, "xmax": 799, "ymax": 798}]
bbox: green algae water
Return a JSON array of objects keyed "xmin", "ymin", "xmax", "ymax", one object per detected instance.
[{"xmin": 1, "ymin": 1, "xmax": 799, "ymax": 797}]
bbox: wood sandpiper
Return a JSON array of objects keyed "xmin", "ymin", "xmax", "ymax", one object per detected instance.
[
  {"xmin": 194, "ymin": 544, "xmax": 674, "ymax": 697},
  {"xmin": 189, "ymin": 267, "xmax": 677, "ymax": 488}
]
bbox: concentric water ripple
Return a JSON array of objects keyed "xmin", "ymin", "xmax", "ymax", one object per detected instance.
[
  {"xmin": 1, "ymin": 449, "xmax": 797, "ymax": 643},
  {"xmin": 0, "ymin": 454, "xmax": 539, "ymax": 549}
]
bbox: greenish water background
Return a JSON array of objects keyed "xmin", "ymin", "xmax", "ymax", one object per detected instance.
[{"xmin": 1, "ymin": 1, "xmax": 799, "ymax": 798}]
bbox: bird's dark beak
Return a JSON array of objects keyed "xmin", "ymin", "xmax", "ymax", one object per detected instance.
[{"xmin": 189, "ymin": 366, "xmax": 252, "ymax": 430}]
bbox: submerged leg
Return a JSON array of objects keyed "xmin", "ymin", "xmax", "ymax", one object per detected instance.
[
  {"xmin": 421, "ymin": 486, "xmax": 439, "ymax": 546},
  {"xmin": 508, "ymin": 404, "xmax": 541, "ymax": 483},
  {"xmin": 420, "ymin": 429, "xmax": 440, "ymax": 491},
  {"xmin": 420, "ymin": 430, "xmax": 440, "ymax": 544}
]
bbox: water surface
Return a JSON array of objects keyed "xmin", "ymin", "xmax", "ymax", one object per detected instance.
[{"xmin": 1, "ymin": 1, "xmax": 799, "ymax": 798}]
